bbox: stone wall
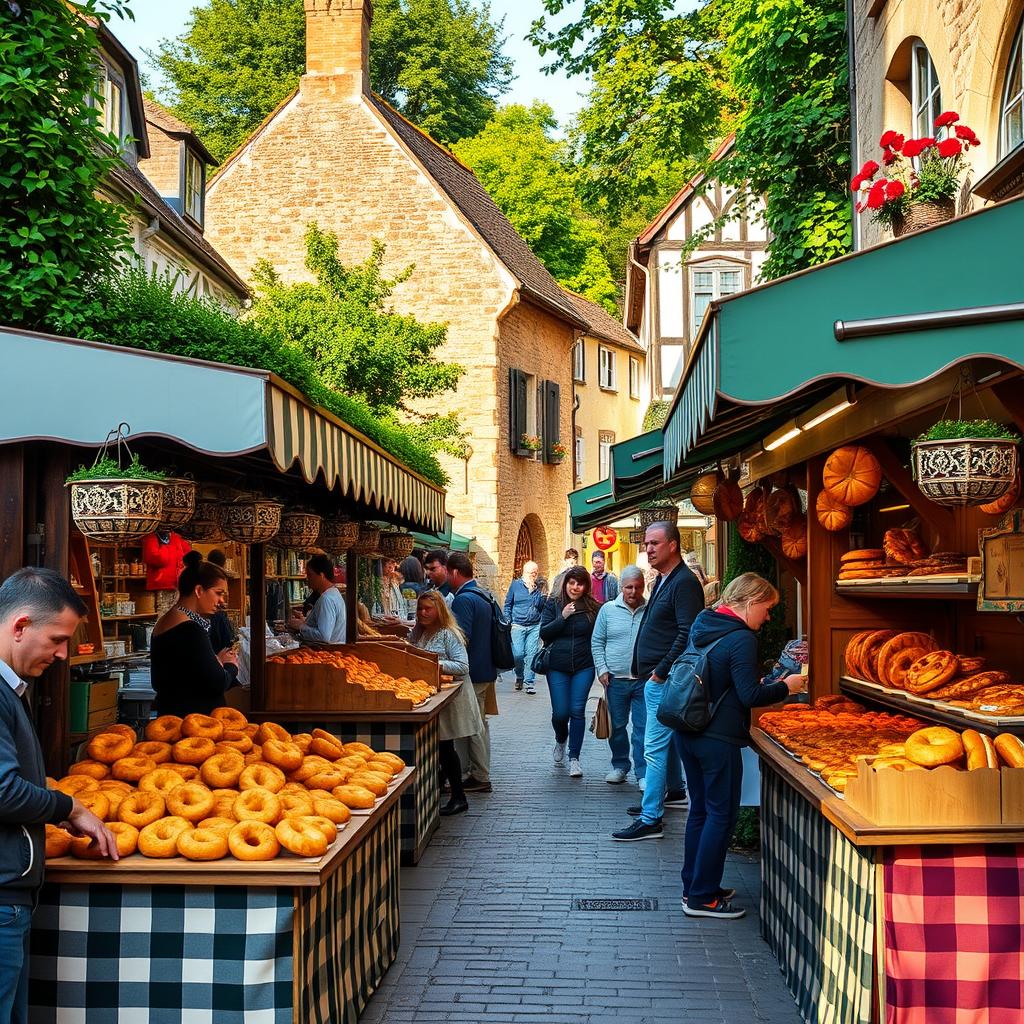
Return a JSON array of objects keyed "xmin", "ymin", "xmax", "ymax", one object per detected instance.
[{"xmin": 138, "ymin": 132, "xmax": 181, "ymax": 202}]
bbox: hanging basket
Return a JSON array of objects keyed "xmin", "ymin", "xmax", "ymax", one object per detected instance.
[
  {"xmin": 159, "ymin": 477, "xmax": 197, "ymax": 529},
  {"xmin": 892, "ymin": 199, "xmax": 956, "ymax": 237},
  {"xmin": 68, "ymin": 479, "xmax": 166, "ymax": 543},
  {"xmin": 351, "ymin": 525, "xmax": 381, "ymax": 556},
  {"xmin": 912, "ymin": 438, "xmax": 1019, "ymax": 506},
  {"xmin": 637, "ymin": 504, "xmax": 679, "ymax": 530},
  {"xmin": 219, "ymin": 498, "xmax": 283, "ymax": 544},
  {"xmin": 317, "ymin": 515, "xmax": 360, "ymax": 554},
  {"xmin": 378, "ymin": 531, "xmax": 415, "ymax": 559},
  {"xmin": 185, "ymin": 500, "xmax": 227, "ymax": 543},
  {"xmin": 274, "ymin": 511, "xmax": 323, "ymax": 550}
]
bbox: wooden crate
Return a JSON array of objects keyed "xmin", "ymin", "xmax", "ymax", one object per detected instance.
[{"xmin": 1002, "ymin": 767, "xmax": 1024, "ymax": 823}]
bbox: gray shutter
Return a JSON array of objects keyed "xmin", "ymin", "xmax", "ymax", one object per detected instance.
[
  {"xmin": 509, "ymin": 368, "xmax": 527, "ymax": 452},
  {"xmin": 543, "ymin": 380, "xmax": 560, "ymax": 462}
]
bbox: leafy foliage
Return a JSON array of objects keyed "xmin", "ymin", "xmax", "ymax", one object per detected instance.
[
  {"xmin": 916, "ymin": 420, "xmax": 1021, "ymax": 443},
  {"xmin": 452, "ymin": 104, "xmax": 618, "ymax": 312},
  {"xmin": 730, "ymin": 806, "xmax": 760, "ymax": 849},
  {"xmin": 66, "ymin": 454, "xmax": 166, "ymax": 482},
  {"xmin": 153, "ymin": 0, "xmax": 513, "ymax": 161},
  {"xmin": 643, "ymin": 400, "xmax": 671, "ymax": 431},
  {"xmin": 72, "ymin": 269, "xmax": 449, "ymax": 485},
  {"xmin": 723, "ymin": 530, "xmax": 788, "ymax": 668},
  {"xmin": 0, "ymin": 0, "xmax": 133, "ymax": 332}
]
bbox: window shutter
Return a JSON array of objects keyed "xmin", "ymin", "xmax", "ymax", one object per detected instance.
[
  {"xmin": 509, "ymin": 368, "xmax": 527, "ymax": 451},
  {"xmin": 543, "ymin": 380, "xmax": 560, "ymax": 462}
]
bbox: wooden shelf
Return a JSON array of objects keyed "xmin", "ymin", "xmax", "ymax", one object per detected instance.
[
  {"xmin": 69, "ymin": 653, "xmax": 108, "ymax": 666},
  {"xmin": 835, "ymin": 582, "xmax": 979, "ymax": 600},
  {"xmin": 104, "ymin": 613, "xmax": 159, "ymax": 621}
]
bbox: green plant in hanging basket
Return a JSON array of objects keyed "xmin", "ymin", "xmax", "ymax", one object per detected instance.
[
  {"xmin": 915, "ymin": 419, "xmax": 1020, "ymax": 443},
  {"xmin": 66, "ymin": 454, "xmax": 166, "ymax": 482}
]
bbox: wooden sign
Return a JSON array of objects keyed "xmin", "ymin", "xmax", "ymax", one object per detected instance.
[{"xmin": 978, "ymin": 509, "xmax": 1024, "ymax": 612}]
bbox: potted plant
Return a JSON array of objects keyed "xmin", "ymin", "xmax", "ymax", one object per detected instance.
[
  {"xmin": 548, "ymin": 440, "xmax": 569, "ymax": 463},
  {"xmin": 519, "ymin": 434, "xmax": 542, "ymax": 455},
  {"xmin": 850, "ymin": 112, "xmax": 980, "ymax": 236},
  {"xmin": 66, "ymin": 454, "xmax": 167, "ymax": 542},
  {"xmin": 912, "ymin": 419, "xmax": 1020, "ymax": 506}
]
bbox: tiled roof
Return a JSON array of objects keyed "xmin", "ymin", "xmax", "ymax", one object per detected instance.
[
  {"xmin": 563, "ymin": 290, "xmax": 643, "ymax": 353},
  {"xmin": 143, "ymin": 98, "xmax": 218, "ymax": 166},
  {"xmin": 369, "ymin": 96, "xmax": 586, "ymax": 330}
]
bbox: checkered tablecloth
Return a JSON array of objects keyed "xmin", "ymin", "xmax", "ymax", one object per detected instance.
[
  {"xmin": 760, "ymin": 762, "xmax": 875, "ymax": 1024},
  {"xmin": 883, "ymin": 844, "xmax": 1024, "ymax": 1024}
]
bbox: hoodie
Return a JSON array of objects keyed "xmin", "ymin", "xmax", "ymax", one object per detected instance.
[{"xmin": 686, "ymin": 608, "xmax": 790, "ymax": 746}]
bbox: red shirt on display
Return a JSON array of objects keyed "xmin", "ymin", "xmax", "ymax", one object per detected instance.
[{"xmin": 142, "ymin": 531, "xmax": 191, "ymax": 591}]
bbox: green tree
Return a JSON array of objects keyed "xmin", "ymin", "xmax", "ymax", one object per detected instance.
[
  {"xmin": 452, "ymin": 104, "xmax": 618, "ymax": 312},
  {"xmin": 153, "ymin": 0, "xmax": 513, "ymax": 161},
  {"xmin": 251, "ymin": 224, "xmax": 467, "ymax": 456},
  {"xmin": 0, "ymin": 0, "xmax": 133, "ymax": 331}
]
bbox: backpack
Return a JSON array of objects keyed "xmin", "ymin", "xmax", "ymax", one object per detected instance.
[
  {"xmin": 655, "ymin": 636, "xmax": 728, "ymax": 733},
  {"xmin": 467, "ymin": 588, "xmax": 515, "ymax": 672}
]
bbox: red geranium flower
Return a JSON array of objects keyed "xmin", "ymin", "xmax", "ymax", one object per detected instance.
[
  {"xmin": 934, "ymin": 111, "xmax": 960, "ymax": 128},
  {"xmin": 859, "ymin": 159, "xmax": 880, "ymax": 178},
  {"xmin": 879, "ymin": 130, "xmax": 905, "ymax": 151},
  {"xmin": 884, "ymin": 180, "xmax": 905, "ymax": 201},
  {"xmin": 937, "ymin": 137, "xmax": 962, "ymax": 158},
  {"xmin": 866, "ymin": 179, "xmax": 888, "ymax": 210},
  {"xmin": 883, "ymin": 149, "xmax": 898, "ymax": 165},
  {"xmin": 902, "ymin": 137, "xmax": 936, "ymax": 158},
  {"xmin": 850, "ymin": 174, "xmax": 862, "ymax": 192},
  {"xmin": 955, "ymin": 125, "xmax": 979, "ymax": 146}
]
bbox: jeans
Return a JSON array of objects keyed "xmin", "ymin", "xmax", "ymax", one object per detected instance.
[
  {"xmin": 511, "ymin": 623, "xmax": 542, "ymax": 684},
  {"xmin": 0, "ymin": 903, "xmax": 32, "ymax": 1024},
  {"xmin": 678, "ymin": 734, "xmax": 743, "ymax": 905},
  {"xmin": 639, "ymin": 680, "xmax": 685, "ymax": 824},
  {"xmin": 546, "ymin": 667, "xmax": 595, "ymax": 759},
  {"xmin": 605, "ymin": 676, "xmax": 646, "ymax": 776}
]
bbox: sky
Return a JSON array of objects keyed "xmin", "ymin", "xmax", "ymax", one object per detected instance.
[{"xmin": 109, "ymin": 0, "xmax": 590, "ymax": 132}]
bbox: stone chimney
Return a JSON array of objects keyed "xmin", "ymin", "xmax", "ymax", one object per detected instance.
[{"xmin": 303, "ymin": 0, "xmax": 372, "ymax": 98}]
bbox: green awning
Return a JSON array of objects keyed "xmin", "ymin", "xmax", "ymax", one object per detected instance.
[
  {"xmin": 610, "ymin": 429, "xmax": 664, "ymax": 500},
  {"xmin": 410, "ymin": 514, "xmax": 474, "ymax": 553},
  {"xmin": 569, "ymin": 464, "xmax": 703, "ymax": 533},
  {"xmin": 664, "ymin": 196, "xmax": 1024, "ymax": 476}
]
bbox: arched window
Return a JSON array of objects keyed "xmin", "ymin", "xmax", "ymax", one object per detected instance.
[
  {"xmin": 1002, "ymin": 18, "xmax": 1024, "ymax": 154},
  {"xmin": 911, "ymin": 43, "xmax": 942, "ymax": 137}
]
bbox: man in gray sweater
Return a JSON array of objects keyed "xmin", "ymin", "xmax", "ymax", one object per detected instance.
[{"xmin": 0, "ymin": 568, "xmax": 117, "ymax": 1022}]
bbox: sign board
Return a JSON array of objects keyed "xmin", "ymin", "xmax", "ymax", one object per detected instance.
[
  {"xmin": 978, "ymin": 509, "xmax": 1024, "ymax": 612},
  {"xmin": 591, "ymin": 526, "xmax": 619, "ymax": 553}
]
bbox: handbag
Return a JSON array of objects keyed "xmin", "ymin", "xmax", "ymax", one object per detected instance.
[
  {"xmin": 531, "ymin": 646, "xmax": 551, "ymax": 676},
  {"xmin": 589, "ymin": 696, "xmax": 611, "ymax": 739}
]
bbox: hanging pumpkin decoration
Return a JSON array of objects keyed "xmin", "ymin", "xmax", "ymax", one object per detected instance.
[
  {"xmin": 979, "ymin": 469, "xmax": 1020, "ymax": 515},
  {"xmin": 781, "ymin": 516, "xmax": 808, "ymax": 560},
  {"xmin": 815, "ymin": 489, "xmax": 853, "ymax": 532},
  {"xmin": 738, "ymin": 486, "xmax": 766, "ymax": 543},
  {"xmin": 712, "ymin": 467, "xmax": 744, "ymax": 522},
  {"xmin": 823, "ymin": 446, "xmax": 882, "ymax": 506},
  {"xmin": 765, "ymin": 484, "xmax": 801, "ymax": 535},
  {"xmin": 690, "ymin": 468, "xmax": 723, "ymax": 516}
]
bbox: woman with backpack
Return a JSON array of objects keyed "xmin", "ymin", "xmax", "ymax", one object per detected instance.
[
  {"xmin": 538, "ymin": 567, "xmax": 600, "ymax": 779},
  {"xmin": 678, "ymin": 572, "xmax": 805, "ymax": 920}
]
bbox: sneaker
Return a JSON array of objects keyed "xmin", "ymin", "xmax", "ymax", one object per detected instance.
[
  {"xmin": 664, "ymin": 789, "xmax": 689, "ymax": 808},
  {"xmin": 553, "ymin": 742, "xmax": 566, "ymax": 765},
  {"xmin": 462, "ymin": 777, "xmax": 492, "ymax": 793},
  {"xmin": 605, "ymin": 768, "xmax": 628, "ymax": 784},
  {"xmin": 612, "ymin": 819, "xmax": 664, "ymax": 842},
  {"xmin": 638, "ymin": 777, "xmax": 646, "ymax": 791},
  {"xmin": 514, "ymin": 678, "xmax": 524, "ymax": 691},
  {"xmin": 682, "ymin": 898, "xmax": 746, "ymax": 920},
  {"xmin": 525, "ymin": 684, "xmax": 536, "ymax": 695},
  {"xmin": 682, "ymin": 887, "xmax": 736, "ymax": 904},
  {"xmin": 439, "ymin": 798, "xmax": 468, "ymax": 816},
  {"xmin": 568, "ymin": 758, "xmax": 583, "ymax": 778}
]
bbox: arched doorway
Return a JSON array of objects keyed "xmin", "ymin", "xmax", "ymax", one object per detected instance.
[{"xmin": 514, "ymin": 521, "xmax": 534, "ymax": 577}]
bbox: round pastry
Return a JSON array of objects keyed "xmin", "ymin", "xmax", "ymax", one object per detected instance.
[
  {"xmin": 815, "ymin": 489, "xmax": 852, "ymax": 532},
  {"xmin": 823, "ymin": 446, "xmax": 882, "ymax": 506},
  {"xmin": 342, "ymin": 742, "xmax": 376, "ymax": 758},
  {"xmin": 196, "ymin": 817, "xmax": 236, "ymax": 835},
  {"xmin": 166, "ymin": 763, "xmax": 201, "ymax": 781},
  {"xmin": 291, "ymin": 733, "xmax": 313, "ymax": 753},
  {"xmin": 233, "ymin": 787, "xmax": 282, "ymax": 824},
  {"xmin": 165, "ymin": 782, "xmax": 215, "ymax": 823},
  {"xmin": 200, "ymin": 752, "xmax": 245, "ymax": 789},
  {"xmin": 309, "ymin": 737, "xmax": 345, "ymax": 761},
  {"xmin": 870, "ymin": 756, "xmax": 925, "ymax": 772},
  {"xmin": 979, "ymin": 471, "xmax": 1020, "ymax": 515},
  {"xmin": 97, "ymin": 779, "xmax": 133, "ymax": 795},
  {"xmin": 216, "ymin": 731, "xmax": 254, "ymax": 754},
  {"xmin": 239, "ymin": 762, "xmax": 286, "ymax": 793},
  {"xmin": 75, "ymin": 790, "xmax": 110, "ymax": 821},
  {"xmin": 348, "ymin": 772, "xmax": 388, "ymax": 796},
  {"xmin": 305, "ymin": 769, "xmax": 347, "ymax": 791},
  {"xmin": 904, "ymin": 726, "xmax": 964, "ymax": 767},
  {"xmin": 957, "ymin": 656, "xmax": 986, "ymax": 675},
  {"xmin": 145, "ymin": 715, "xmax": 184, "ymax": 743},
  {"xmin": 905, "ymin": 651, "xmax": 960, "ymax": 694},
  {"xmin": 279, "ymin": 791, "xmax": 316, "ymax": 817},
  {"xmin": 330, "ymin": 784, "xmax": 376, "ymax": 809},
  {"xmin": 262, "ymin": 740, "xmax": 304, "ymax": 772},
  {"xmin": 182, "ymin": 713, "xmax": 225, "ymax": 741},
  {"xmin": 139, "ymin": 767, "xmax": 191, "ymax": 796},
  {"xmin": 75, "ymin": 821, "xmax": 139, "ymax": 859},
  {"xmin": 172, "ymin": 737, "xmax": 216, "ymax": 765},
  {"xmin": 110, "ymin": 756, "xmax": 158, "ymax": 783},
  {"xmin": 363, "ymin": 759, "xmax": 396, "ymax": 778},
  {"xmin": 45, "ymin": 824, "xmax": 73, "ymax": 858},
  {"xmin": 370, "ymin": 752, "xmax": 405, "ymax": 772},
  {"xmin": 243, "ymin": 746, "xmax": 265, "ymax": 764},
  {"xmin": 240, "ymin": 723, "xmax": 260, "ymax": 739},
  {"xmin": 98, "ymin": 787, "xmax": 126, "ymax": 819},
  {"xmin": 311, "ymin": 796, "xmax": 351, "ymax": 824},
  {"xmin": 105, "ymin": 723, "xmax": 138, "ymax": 741},
  {"xmin": 177, "ymin": 826, "xmax": 229, "ymax": 861},
  {"xmin": 210, "ymin": 706, "xmax": 248, "ymax": 731},
  {"xmin": 843, "ymin": 631, "xmax": 873, "ymax": 678},
  {"xmin": 856, "ymin": 630, "xmax": 898, "ymax": 682},
  {"xmin": 276, "ymin": 817, "xmax": 329, "ymax": 857},
  {"xmin": 886, "ymin": 647, "xmax": 929, "ymax": 689},
  {"xmin": 68, "ymin": 759, "xmax": 110, "ymax": 780},
  {"xmin": 209, "ymin": 789, "xmax": 240, "ymax": 819},
  {"xmin": 86, "ymin": 731, "xmax": 135, "ymax": 765},
  {"xmin": 228, "ymin": 820, "xmax": 280, "ymax": 861},
  {"xmin": 300, "ymin": 816, "xmax": 339, "ymax": 843},
  {"xmin": 333, "ymin": 755, "xmax": 367, "ymax": 772},
  {"xmin": 291, "ymin": 757, "xmax": 334, "ymax": 782},
  {"xmin": 138, "ymin": 816, "xmax": 192, "ymax": 858},
  {"xmin": 131, "ymin": 741, "xmax": 173, "ymax": 764},
  {"xmin": 962, "ymin": 729, "xmax": 999, "ymax": 770},
  {"xmin": 876, "ymin": 633, "xmax": 937, "ymax": 685},
  {"xmin": 255, "ymin": 721, "xmax": 291, "ymax": 746},
  {"xmin": 841, "ymin": 548, "xmax": 885, "ymax": 563},
  {"xmin": 994, "ymin": 733, "xmax": 1024, "ymax": 768},
  {"xmin": 883, "ymin": 528, "xmax": 928, "ymax": 566},
  {"xmin": 118, "ymin": 791, "xmax": 166, "ymax": 829}
]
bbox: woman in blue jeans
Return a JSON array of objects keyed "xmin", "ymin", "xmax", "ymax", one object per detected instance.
[
  {"xmin": 679, "ymin": 573, "xmax": 805, "ymax": 920},
  {"xmin": 538, "ymin": 567, "xmax": 599, "ymax": 779}
]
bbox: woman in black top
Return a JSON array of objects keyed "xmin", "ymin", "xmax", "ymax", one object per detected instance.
[
  {"xmin": 151, "ymin": 555, "xmax": 239, "ymax": 716},
  {"xmin": 539, "ymin": 566, "xmax": 600, "ymax": 779}
]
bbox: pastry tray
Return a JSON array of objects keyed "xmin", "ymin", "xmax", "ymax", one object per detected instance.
[
  {"xmin": 840, "ymin": 675, "xmax": 1024, "ymax": 727},
  {"xmin": 757, "ymin": 732, "xmax": 845, "ymax": 798}
]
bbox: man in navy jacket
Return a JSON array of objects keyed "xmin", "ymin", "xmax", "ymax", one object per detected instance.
[
  {"xmin": 449, "ymin": 553, "xmax": 498, "ymax": 793},
  {"xmin": 612, "ymin": 522, "xmax": 705, "ymax": 842}
]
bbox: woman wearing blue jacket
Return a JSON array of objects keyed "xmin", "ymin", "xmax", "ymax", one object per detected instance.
[{"xmin": 679, "ymin": 573, "xmax": 805, "ymax": 920}]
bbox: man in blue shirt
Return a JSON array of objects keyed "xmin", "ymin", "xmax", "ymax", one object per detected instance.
[
  {"xmin": 502, "ymin": 561, "xmax": 546, "ymax": 694},
  {"xmin": 289, "ymin": 554, "xmax": 347, "ymax": 643}
]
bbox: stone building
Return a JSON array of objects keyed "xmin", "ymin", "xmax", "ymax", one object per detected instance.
[
  {"xmin": 203, "ymin": 0, "xmax": 588, "ymax": 589},
  {"xmin": 853, "ymin": 0, "xmax": 1024, "ymax": 246}
]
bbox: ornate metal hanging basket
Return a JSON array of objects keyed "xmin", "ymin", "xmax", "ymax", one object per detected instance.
[
  {"xmin": 316, "ymin": 515, "xmax": 360, "ymax": 554},
  {"xmin": 912, "ymin": 438, "xmax": 1019, "ymax": 506},
  {"xmin": 351, "ymin": 525, "xmax": 381, "ymax": 556},
  {"xmin": 219, "ymin": 498, "xmax": 283, "ymax": 544},
  {"xmin": 159, "ymin": 477, "xmax": 197, "ymax": 529},
  {"xmin": 637, "ymin": 503, "xmax": 679, "ymax": 530},
  {"xmin": 68, "ymin": 478, "xmax": 166, "ymax": 543},
  {"xmin": 274, "ymin": 511, "xmax": 323, "ymax": 550},
  {"xmin": 186, "ymin": 500, "xmax": 227, "ymax": 543},
  {"xmin": 378, "ymin": 531, "xmax": 415, "ymax": 559}
]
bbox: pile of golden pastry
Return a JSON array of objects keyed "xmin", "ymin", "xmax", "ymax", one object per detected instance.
[
  {"xmin": 45, "ymin": 709, "xmax": 405, "ymax": 863},
  {"xmin": 837, "ymin": 531, "xmax": 970, "ymax": 582},
  {"xmin": 844, "ymin": 630, "xmax": 1024, "ymax": 714},
  {"xmin": 269, "ymin": 649, "xmax": 432, "ymax": 704}
]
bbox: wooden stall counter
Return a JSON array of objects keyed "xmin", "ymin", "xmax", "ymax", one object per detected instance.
[{"xmin": 29, "ymin": 770, "xmax": 415, "ymax": 1024}]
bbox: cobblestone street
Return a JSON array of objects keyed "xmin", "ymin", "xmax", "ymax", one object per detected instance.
[{"xmin": 364, "ymin": 674, "xmax": 803, "ymax": 1024}]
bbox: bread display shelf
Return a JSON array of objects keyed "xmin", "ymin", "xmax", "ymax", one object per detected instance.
[
  {"xmin": 347, "ymin": 765, "xmax": 411, "ymax": 816},
  {"xmin": 835, "ymin": 577, "xmax": 979, "ymax": 599},
  {"xmin": 840, "ymin": 676, "xmax": 1024, "ymax": 734}
]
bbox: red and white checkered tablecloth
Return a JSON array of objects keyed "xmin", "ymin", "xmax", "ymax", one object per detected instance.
[{"xmin": 883, "ymin": 844, "xmax": 1024, "ymax": 1024}]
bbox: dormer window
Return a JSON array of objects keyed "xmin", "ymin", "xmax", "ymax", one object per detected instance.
[
  {"xmin": 184, "ymin": 149, "xmax": 204, "ymax": 225},
  {"xmin": 95, "ymin": 63, "xmax": 124, "ymax": 142}
]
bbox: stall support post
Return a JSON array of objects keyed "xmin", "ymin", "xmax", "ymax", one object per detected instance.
[
  {"xmin": 249, "ymin": 542, "xmax": 266, "ymax": 710},
  {"xmin": 346, "ymin": 547, "xmax": 358, "ymax": 641},
  {"xmin": 0, "ymin": 445, "xmax": 24, "ymax": 581}
]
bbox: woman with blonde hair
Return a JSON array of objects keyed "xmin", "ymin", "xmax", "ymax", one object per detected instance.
[
  {"xmin": 410, "ymin": 590, "xmax": 483, "ymax": 816},
  {"xmin": 678, "ymin": 572, "xmax": 805, "ymax": 920}
]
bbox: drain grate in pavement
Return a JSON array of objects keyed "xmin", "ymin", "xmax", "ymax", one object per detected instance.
[
  {"xmin": 572, "ymin": 897, "xmax": 658, "ymax": 912},
  {"xmin": 435, "ymin": 836, "xmax": 464, "ymax": 847}
]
